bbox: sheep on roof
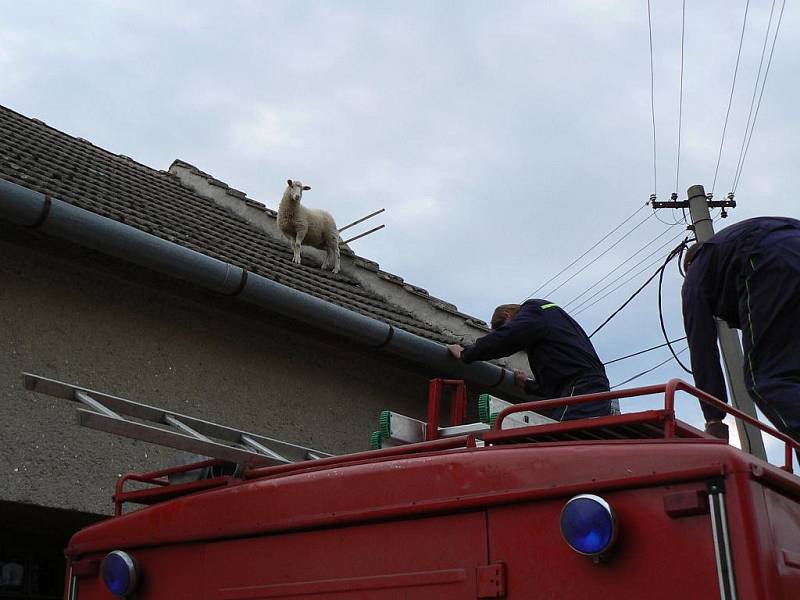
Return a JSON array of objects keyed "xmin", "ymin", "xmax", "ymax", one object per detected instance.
[{"xmin": 278, "ymin": 179, "xmax": 341, "ymax": 274}]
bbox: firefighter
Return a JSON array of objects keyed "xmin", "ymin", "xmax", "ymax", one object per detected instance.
[
  {"xmin": 447, "ymin": 300, "xmax": 612, "ymax": 421},
  {"xmin": 682, "ymin": 216, "xmax": 800, "ymax": 443}
]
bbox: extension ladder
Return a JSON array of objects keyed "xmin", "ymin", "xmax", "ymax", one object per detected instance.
[{"xmin": 23, "ymin": 373, "xmax": 333, "ymax": 467}]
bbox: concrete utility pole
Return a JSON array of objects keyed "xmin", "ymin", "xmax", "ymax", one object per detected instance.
[{"xmin": 654, "ymin": 185, "xmax": 766, "ymax": 460}]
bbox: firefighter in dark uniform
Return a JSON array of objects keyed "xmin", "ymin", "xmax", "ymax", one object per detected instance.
[
  {"xmin": 682, "ymin": 216, "xmax": 800, "ymax": 442},
  {"xmin": 447, "ymin": 300, "xmax": 611, "ymax": 421}
]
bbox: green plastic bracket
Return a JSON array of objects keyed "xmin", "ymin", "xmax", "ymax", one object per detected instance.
[
  {"xmin": 478, "ymin": 394, "xmax": 492, "ymax": 424},
  {"xmin": 379, "ymin": 410, "xmax": 391, "ymax": 437}
]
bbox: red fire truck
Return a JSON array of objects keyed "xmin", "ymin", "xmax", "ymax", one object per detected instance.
[{"xmin": 26, "ymin": 374, "xmax": 800, "ymax": 599}]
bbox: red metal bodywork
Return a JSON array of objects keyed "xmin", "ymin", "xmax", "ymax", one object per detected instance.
[{"xmin": 66, "ymin": 380, "xmax": 800, "ymax": 599}]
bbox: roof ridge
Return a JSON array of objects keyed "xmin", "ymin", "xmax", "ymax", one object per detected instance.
[
  {"xmin": 0, "ymin": 104, "xmax": 173, "ymax": 182},
  {"xmin": 0, "ymin": 104, "xmax": 488, "ymax": 345}
]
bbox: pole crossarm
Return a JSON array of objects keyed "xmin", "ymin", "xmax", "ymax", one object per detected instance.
[{"xmin": 652, "ymin": 200, "xmax": 736, "ymax": 210}]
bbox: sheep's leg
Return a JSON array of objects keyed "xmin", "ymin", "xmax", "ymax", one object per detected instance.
[
  {"xmin": 332, "ymin": 243, "xmax": 341, "ymax": 274},
  {"xmin": 293, "ymin": 230, "xmax": 306, "ymax": 265}
]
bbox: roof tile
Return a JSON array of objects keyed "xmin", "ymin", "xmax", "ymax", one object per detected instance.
[{"xmin": 0, "ymin": 105, "xmax": 456, "ymax": 344}]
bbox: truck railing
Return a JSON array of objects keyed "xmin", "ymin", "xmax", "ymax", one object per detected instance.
[
  {"xmin": 113, "ymin": 436, "xmax": 476, "ymax": 515},
  {"xmin": 492, "ymin": 378, "xmax": 799, "ymax": 473}
]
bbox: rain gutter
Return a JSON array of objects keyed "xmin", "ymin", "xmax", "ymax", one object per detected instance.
[{"xmin": 0, "ymin": 179, "xmax": 526, "ymax": 402}]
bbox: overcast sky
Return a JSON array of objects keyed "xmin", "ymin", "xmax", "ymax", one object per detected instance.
[{"xmin": 2, "ymin": 0, "xmax": 797, "ymax": 463}]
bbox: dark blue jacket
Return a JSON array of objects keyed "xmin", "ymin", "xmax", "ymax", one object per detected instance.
[
  {"xmin": 682, "ymin": 216, "xmax": 800, "ymax": 406},
  {"xmin": 461, "ymin": 299, "xmax": 609, "ymax": 398}
]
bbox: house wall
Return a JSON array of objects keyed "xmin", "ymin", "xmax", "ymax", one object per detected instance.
[{"xmin": 0, "ymin": 222, "xmax": 433, "ymax": 517}]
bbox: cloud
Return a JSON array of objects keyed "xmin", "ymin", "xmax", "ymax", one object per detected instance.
[{"xmin": 2, "ymin": 1, "xmax": 798, "ymax": 456}]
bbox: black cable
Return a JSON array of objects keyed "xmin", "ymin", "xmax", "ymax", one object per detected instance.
[
  {"xmin": 546, "ymin": 211, "xmax": 657, "ymax": 298},
  {"xmin": 611, "ymin": 346, "xmax": 689, "ymax": 389},
  {"xmin": 647, "ymin": 0, "xmax": 658, "ymax": 196},
  {"xmin": 730, "ymin": 0, "xmax": 778, "ymax": 193},
  {"xmin": 587, "ymin": 264, "xmax": 661, "ymax": 339},
  {"xmin": 571, "ymin": 257, "xmax": 662, "ymax": 316},
  {"xmin": 572, "ymin": 230, "xmax": 688, "ymax": 317},
  {"xmin": 574, "ymin": 254, "xmax": 666, "ymax": 318},
  {"xmin": 657, "ymin": 238, "xmax": 693, "ymax": 374},
  {"xmin": 733, "ymin": 0, "xmax": 786, "ymax": 193},
  {"xmin": 603, "ymin": 336, "xmax": 688, "ymax": 366},
  {"xmin": 566, "ymin": 225, "xmax": 684, "ymax": 311},
  {"xmin": 711, "ymin": 0, "xmax": 751, "ymax": 195},
  {"xmin": 521, "ymin": 203, "xmax": 649, "ymax": 302},
  {"xmin": 588, "ymin": 240, "xmax": 687, "ymax": 339}
]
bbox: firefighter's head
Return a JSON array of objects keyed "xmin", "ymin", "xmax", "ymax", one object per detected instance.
[{"xmin": 491, "ymin": 304, "xmax": 521, "ymax": 330}]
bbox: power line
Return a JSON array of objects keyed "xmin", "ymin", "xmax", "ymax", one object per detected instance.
[
  {"xmin": 564, "ymin": 223, "xmax": 683, "ymax": 309},
  {"xmin": 647, "ymin": 0, "xmax": 658, "ymax": 196},
  {"xmin": 573, "ymin": 253, "xmax": 666, "ymax": 319},
  {"xmin": 730, "ymin": 0, "xmax": 778, "ymax": 193},
  {"xmin": 611, "ymin": 346, "xmax": 689, "ymax": 389},
  {"xmin": 571, "ymin": 230, "xmax": 686, "ymax": 317},
  {"xmin": 587, "ymin": 240, "xmax": 687, "ymax": 339},
  {"xmin": 521, "ymin": 203, "xmax": 649, "ymax": 302},
  {"xmin": 653, "ymin": 208, "xmax": 684, "ymax": 227},
  {"xmin": 571, "ymin": 233, "xmax": 685, "ymax": 316},
  {"xmin": 603, "ymin": 336, "xmax": 688, "ymax": 366},
  {"xmin": 587, "ymin": 264, "xmax": 662, "ymax": 339},
  {"xmin": 675, "ymin": 0, "xmax": 686, "ymax": 196},
  {"xmin": 733, "ymin": 0, "xmax": 786, "ymax": 193},
  {"xmin": 710, "ymin": 0, "xmax": 751, "ymax": 195},
  {"xmin": 546, "ymin": 211, "xmax": 657, "ymax": 298}
]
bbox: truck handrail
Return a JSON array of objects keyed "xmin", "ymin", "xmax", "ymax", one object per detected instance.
[{"xmin": 492, "ymin": 378, "xmax": 799, "ymax": 473}]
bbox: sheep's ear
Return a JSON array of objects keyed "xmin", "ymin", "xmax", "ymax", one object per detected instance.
[
  {"xmin": 302, "ymin": 186, "xmax": 311, "ymax": 191},
  {"xmin": 287, "ymin": 179, "xmax": 293, "ymax": 186}
]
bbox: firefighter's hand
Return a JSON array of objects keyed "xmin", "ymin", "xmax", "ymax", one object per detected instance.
[
  {"xmin": 447, "ymin": 344, "xmax": 464, "ymax": 360},
  {"xmin": 513, "ymin": 369, "xmax": 528, "ymax": 389},
  {"xmin": 704, "ymin": 420, "xmax": 729, "ymax": 442}
]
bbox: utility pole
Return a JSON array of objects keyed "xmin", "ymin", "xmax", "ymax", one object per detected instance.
[{"xmin": 653, "ymin": 185, "xmax": 766, "ymax": 460}]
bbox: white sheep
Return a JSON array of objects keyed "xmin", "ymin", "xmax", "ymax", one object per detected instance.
[{"xmin": 277, "ymin": 179, "xmax": 341, "ymax": 274}]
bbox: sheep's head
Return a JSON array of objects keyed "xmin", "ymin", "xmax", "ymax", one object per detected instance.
[{"xmin": 286, "ymin": 179, "xmax": 311, "ymax": 202}]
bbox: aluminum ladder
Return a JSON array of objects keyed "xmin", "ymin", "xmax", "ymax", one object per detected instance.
[{"xmin": 23, "ymin": 373, "xmax": 333, "ymax": 467}]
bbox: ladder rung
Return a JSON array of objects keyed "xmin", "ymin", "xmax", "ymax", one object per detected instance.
[
  {"xmin": 78, "ymin": 410, "xmax": 278, "ymax": 466},
  {"xmin": 241, "ymin": 434, "xmax": 290, "ymax": 464},
  {"xmin": 165, "ymin": 415, "xmax": 212, "ymax": 442},
  {"xmin": 25, "ymin": 372, "xmax": 333, "ymax": 466},
  {"xmin": 75, "ymin": 391, "xmax": 121, "ymax": 420}
]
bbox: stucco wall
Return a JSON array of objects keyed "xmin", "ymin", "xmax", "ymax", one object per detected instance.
[{"xmin": 0, "ymin": 224, "xmax": 432, "ymax": 516}]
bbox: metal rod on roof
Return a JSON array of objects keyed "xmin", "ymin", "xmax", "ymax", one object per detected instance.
[
  {"xmin": 342, "ymin": 224, "xmax": 385, "ymax": 245},
  {"xmin": 338, "ymin": 208, "xmax": 385, "ymax": 233}
]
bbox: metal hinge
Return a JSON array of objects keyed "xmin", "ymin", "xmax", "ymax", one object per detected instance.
[{"xmin": 477, "ymin": 562, "xmax": 506, "ymax": 598}]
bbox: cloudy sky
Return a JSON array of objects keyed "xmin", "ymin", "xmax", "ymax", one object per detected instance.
[{"xmin": 2, "ymin": 0, "xmax": 796, "ymax": 463}]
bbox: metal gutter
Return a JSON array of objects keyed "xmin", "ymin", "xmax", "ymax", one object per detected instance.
[{"xmin": 0, "ymin": 179, "xmax": 527, "ymax": 402}]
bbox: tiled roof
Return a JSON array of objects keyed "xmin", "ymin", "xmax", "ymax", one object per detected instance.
[{"xmin": 0, "ymin": 105, "xmax": 456, "ymax": 343}]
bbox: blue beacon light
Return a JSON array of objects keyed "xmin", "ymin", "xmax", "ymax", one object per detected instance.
[
  {"xmin": 102, "ymin": 550, "xmax": 139, "ymax": 597},
  {"xmin": 560, "ymin": 494, "xmax": 619, "ymax": 557}
]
